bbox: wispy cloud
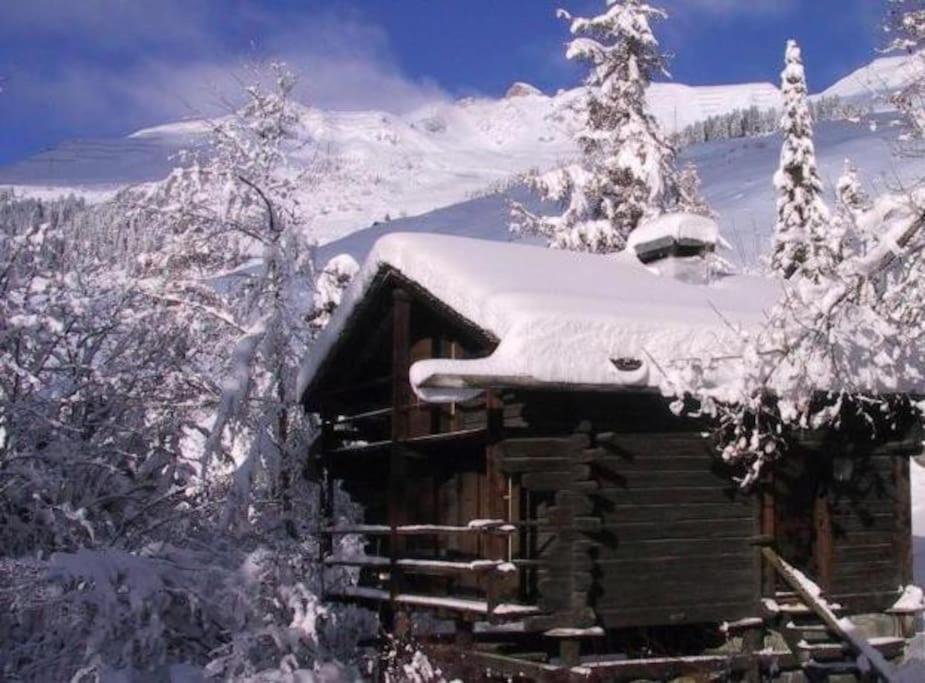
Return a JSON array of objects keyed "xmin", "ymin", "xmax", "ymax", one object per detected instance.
[{"xmin": 0, "ymin": 0, "xmax": 447, "ymax": 160}]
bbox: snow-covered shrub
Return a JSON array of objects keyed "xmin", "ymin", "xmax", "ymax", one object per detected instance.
[{"xmin": 1, "ymin": 64, "xmax": 373, "ymax": 682}]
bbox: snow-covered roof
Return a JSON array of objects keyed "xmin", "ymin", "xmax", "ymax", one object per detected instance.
[
  {"xmin": 298, "ymin": 233, "xmax": 782, "ymax": 403},
  {"xmin": 626, "ymin": 213, "xmax": 726, "ymax": 252}
]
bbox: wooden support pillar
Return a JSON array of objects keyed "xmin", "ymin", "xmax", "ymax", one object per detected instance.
[
  {"xmin": 318, "ymin": 418, "xmax": 334, "ymax": 598},
  {"xmin": 559, "ymin": 639, "xmax": 581, "ymax": 668},
  {"xmin": 895, "ymin": 456, "xmax": 913, "ymax": 586},
  {"xmin": 813, "ymin": 487, "xmax": 833, "ymax": 593},
  {"xmin": 389, "ymin": 289, "xmax": 412, "ymax": 608},
  {"xmin": 742, "ymin": 627, "xmax": 764, "ymax": 683},
  {"xmin": 391, "ymin": 289, "xmax": 412, "ymax": 442},
  {"xmin": 484, "ymin": 390, "xmax": 507, "ymax": 561},
  {"xmin": 760, "ymin": 470, "xmax": 777, "ymax": 597},
  {"xmin": 455, "ymin": 620, "xmax": 474, "ymax": 649}
]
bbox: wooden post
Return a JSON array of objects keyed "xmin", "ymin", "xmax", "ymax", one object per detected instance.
[
  {"xmin": 895, "ymin": 457, "xmax": 913, "ymax": 586},
  {"xmin": 762, "ymin": 547, "xmax": 898, "ymax": 683},
  {"xmin": 760, "ymin": 469, "xmax": 777, "ymax": 597},
  {"xmin": 389, "ymin": 289, "xmax": 412, "ymax": 611},
  {"xmin": 559, "ymin": 639, "xmax": 581, "ymax": 668},
  {"xmin": 484, "ymin": 390, "xmax": 507, "ymax": 561},
  {"xmin": 813, "ymin": 488, "xmax": 834, "ymax": 593},
  {"xmin": 318, "ymin": 418, "xmax": 334, "ymax": 599}
]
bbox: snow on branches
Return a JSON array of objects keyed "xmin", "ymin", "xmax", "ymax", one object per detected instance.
[
  {"xmin": 310, "ymin": 254, "xmax": 360, "ymax": 335},
  {"xmin": 511, "ymin": 0, "xmax": 690, "ymax": 253},
  {"xmin": 127, "ymin": 63, "xmax": 318, "ymax": 501},
  {"xmin": 0, "ymin": 65, "xmax": 369, "ymax": 682},
  {"xmin": 771, "ymin": 40, "xmax": 835, "ymax": 282},
  {"xmin": 885, "ymin": 0, "xmax": 925, "ymax": 141},
  {"xmin": 666, "ymin": 190, "xmax": 925, "ymax": 487}
]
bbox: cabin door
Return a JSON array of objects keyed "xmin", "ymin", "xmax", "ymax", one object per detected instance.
[{"xmin": 773, "ymin": 451, "xmax": 833, "ymax": 590}]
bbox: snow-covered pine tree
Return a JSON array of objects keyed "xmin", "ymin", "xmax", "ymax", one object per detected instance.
[
  {"xmin": 677, "ymin": 162, "xmax": 714, "ymax": 217},
  {"xmin": 834, "ymin": 159, "xmax": 872, "ymax": 257},
  {"xmin": 770, "ymin": 40, "xmax": 835, "ymax": 282},
  {"xmin": 511, "ymin": 0, "xmax": 684, "ymax": 253}
]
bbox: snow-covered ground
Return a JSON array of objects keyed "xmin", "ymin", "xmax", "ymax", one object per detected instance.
[{"xmin": 315, "ymin": 113, "xmax": 925, "ymax": 269}]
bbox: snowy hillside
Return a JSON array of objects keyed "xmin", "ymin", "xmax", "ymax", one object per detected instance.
[
  {"xmin": 0, "ymin": 79, "xmax": 780, "ymax": 244},
  {"xmin": 821, "ymin": 52, "xmax": 920, "ymax": 105},
  {"xmin": 317, "ymin": 114, "xmax": 925, "ymax": 269}
]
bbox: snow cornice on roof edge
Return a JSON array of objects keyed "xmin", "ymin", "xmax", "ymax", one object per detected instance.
[{"xmin": 297, "ymin": 232, "xmax": 783, "ymax": 406}]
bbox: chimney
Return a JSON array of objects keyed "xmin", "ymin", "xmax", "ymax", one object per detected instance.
[{"xmin": 628, "ymin": 213, "xmax": 723, "ymax": 285}]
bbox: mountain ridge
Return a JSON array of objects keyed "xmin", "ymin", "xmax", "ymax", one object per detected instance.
[{"xmin": 0, "ymin": 53, "xmax": 915, "ymax": 246}]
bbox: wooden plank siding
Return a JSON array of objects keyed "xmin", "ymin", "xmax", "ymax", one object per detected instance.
[
  {"xmin": 309, "ymin": 275, "xmax": 919, "ymax": 642},
  {"xmin": 498, "ymin": 394, "xmax": 762, "ymax": 631}
]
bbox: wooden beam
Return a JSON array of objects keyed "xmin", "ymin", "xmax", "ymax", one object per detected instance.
[
  {"xmin": 813, "ymin": 488, "xmax": 834, "ymax": 592},
  {"xmin": 762, "ymin": 547, "xmax": 898, "ymax": 683},
  {"xmin": 894, "ymin": 457, "xmax": 913, "ymax": 586},
  {"xmin": 484, "ymin": 390, "xmax": 508, "ymax": 563},
  {"xmin": 389, "ymin": 288, "xmax": 412, "ymax": 604},
  {"xmin": 760, "ymin": 470, "xmax": 776, "ymax": 597},
  {"xmin": 425, "ymin": 644, "xmax": 801, "ymax": 683}
]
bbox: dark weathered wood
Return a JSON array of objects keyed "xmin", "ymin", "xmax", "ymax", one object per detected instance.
[
  {"xmin": 828, "ymin": 590, "xmax": 904, "ymax": 614},
  {"xmin": 484, "ymin": 390, "xmax": 508, "ymax": 562},
  {"xmin": 597, "ymin": 602, "xmax": 757, "ymax": 629},
  {"xmin": 590, "ymin": 552, "xmax": 753, "ymax": 571},
  {"xmin": 583, "ymin": 536, "xmax": 759, "ymax": 561},
  {"xmin": 566, "ymin": 517, "xmax": 754, "ymax": 542},
  {"xmin": 499, "ymin": 434, "xmax": 591, "ymax": 458},
  {"xmin": 592, "ymin": 468, "xmax": 742, "ymax": 489},
  {"xmin": 598, "ymin": 432, "xmax": 716, "ymax": 456},
  {"xmin": 597, "ymin": 503, "xmax": 753, "ymax": 524},
  {"xmin": 594, "ymin": 487, "xmax": 745, "ymax": 505},
  {"xmin": 522, "ymin": 469, "xmax": 595, "ymax": 491},
  {"xmin": 389, "ymin": 289, "xmax": 412, "ymax": 601},
  {"xmin": 762, "ymin": 547, "xmax": 898, "ymax": 682},
  {"xmin": 500, "ymin": 455, "xmax": 599, "ymax": 473},
  {"xmin": 595, "ymin": 572, "xmax": 755, "ymax": 610},
  {"xmin": 895, "ymin": 456, "xmax": 913, "ymax": 585},
  {"xmin": 827, "ymin": 543, "xmax": 895, "ymax": 564},
  {"xmin": 814, "ymin": 491, "xmax": 834, "ymax": 591}
]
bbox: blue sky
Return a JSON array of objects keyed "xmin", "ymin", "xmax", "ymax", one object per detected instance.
[{"xmin": 0, "ymin": 0, "xmax": 888, "ymax": 165}]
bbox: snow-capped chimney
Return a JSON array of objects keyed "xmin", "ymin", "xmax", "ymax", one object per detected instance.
[{"xmin": 627, "ymin": 213, "xmax": 723, "ymax": 285}]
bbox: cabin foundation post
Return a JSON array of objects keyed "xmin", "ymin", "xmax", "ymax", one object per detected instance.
[
  {"xmin": 895, "ymin": 457, "xmax": 913, "ymax": 587},
  {"xmin": 558, "ymin": 638, "xmax": 581, "ymax": 669},
  {"xmin": 813, "ymin": 480, "xmax": 834, "ymax": 592},
  {"xmin": 742, "ymin": 627, "xmax": 764, "ymax": 683},
  {"xmin": 389, "ymin": 288, "xmax": 412, "ymax": 610},
  {"xmin": 455, "ymin": 620, "xmax": 474, "ymax": 649}
]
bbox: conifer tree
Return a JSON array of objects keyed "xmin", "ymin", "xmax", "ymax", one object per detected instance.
[
  {"xmin": 677, "ymin": 162, "xmax": 714, "ymax": 218},
  {"xmin": 834, "ymin": 159, "xmax": 873, "ymax": 259},
  {"xmin": 771, "ymin": 40, "xmax": 834, "ymax": 281},
  {"xmin": 512, "ymin": 0, "xmax": 684, "ymax": 253}
]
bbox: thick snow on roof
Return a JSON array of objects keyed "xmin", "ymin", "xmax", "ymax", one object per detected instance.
[
  {"xmin": 298, "ymin": 233, "xmax": 782, "ymax": 403},
  {"xmin": 626, "ymin": 213, "xmax": 724, "ymax": 251}
]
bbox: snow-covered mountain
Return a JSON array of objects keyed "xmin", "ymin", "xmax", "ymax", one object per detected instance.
[
  {"xmin": 0, "ymin": 78, "xmax": 780, "ymax": 244},
  {"xmin": 0, "ymin": 53, "xmax": 917, "ymax": 249},
  {"xmin": 820, "ymin": 52, "xmax": 920, "ymax": 104}
]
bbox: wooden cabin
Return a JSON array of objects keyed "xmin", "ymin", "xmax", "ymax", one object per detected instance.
[{"xmin": 299, "ymin": 231, "xmax": 923, "ymax": 681}]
